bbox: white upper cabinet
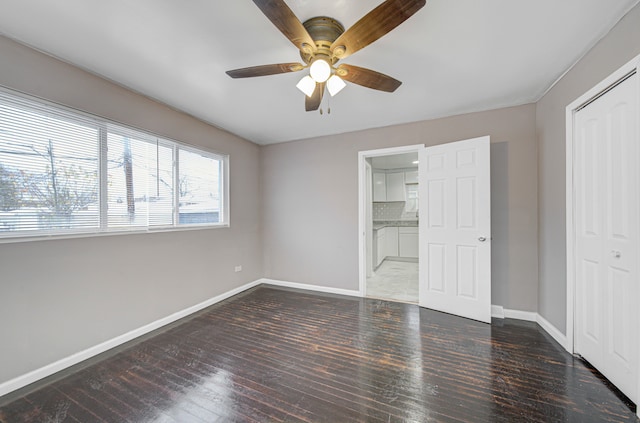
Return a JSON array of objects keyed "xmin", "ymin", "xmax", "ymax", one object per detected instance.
[
  {"xmin": 385, "ymin": 172, "xmax": 406, "ymax": 202},
  {"xmin": 404, "ymin": 170, "xmax": 418, "ymax": 184},
  {"xmin": 373, "ymin": 172, "xmax": 387, "ymax": 202},
  {"xmin": 373, "ymin": 171, "xmax": 407, "ymax": 202}
]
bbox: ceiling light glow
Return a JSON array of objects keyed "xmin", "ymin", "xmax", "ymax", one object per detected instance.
[
  {"xmin": 309, "ymin": 58, "xmax": 331, "ymax": 83},
  {"xmin": 296, "ymin": 76, "xmax": 316, "ymax": 97},
  {"xmin": 327, "ymin": 75, "xmax": 346, "ymax": 96}
]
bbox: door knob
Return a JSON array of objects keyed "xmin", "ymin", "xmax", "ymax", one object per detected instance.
[
  {"xmin": 478, "ymin": 237, "xmax": 487, "ymax": 242},
  {"xmin": 611, "ymin": 250, "xmax": 621, "ymax": 259}
]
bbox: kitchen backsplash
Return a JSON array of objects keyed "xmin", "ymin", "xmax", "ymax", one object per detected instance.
[{"xmin": 373, "ymin": 202, "xmax": 417, "ymax": 221}]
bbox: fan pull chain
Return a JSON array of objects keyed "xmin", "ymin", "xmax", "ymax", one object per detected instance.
[{"xmin": 318, "ymin": 93, "xmax": 332, "ymax": 115}]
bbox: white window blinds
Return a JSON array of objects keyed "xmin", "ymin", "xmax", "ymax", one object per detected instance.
[
  {"xmin": 106, "ymin": 128, "xmax": 174, "ymax": 228},
  {"xmin": 0, "ymin": 89, "xmax": 228, "ymax": 240},
  {"xmin": 0, "ymin": 92, "xmax": 100, "ymax": 233}
]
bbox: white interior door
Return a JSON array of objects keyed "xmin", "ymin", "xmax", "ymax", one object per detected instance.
[
  {"xmin": 418, "ymin": 136, "xmax": 491, "ymax": 323},
  {"xmin": 574, "ymin": 73, "xmax": 638, "ymax": 401}
]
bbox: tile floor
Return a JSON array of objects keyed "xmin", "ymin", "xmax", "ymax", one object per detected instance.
[{"xmin": 366, "ymin": 259, "xmax": 418, "ymax": 303}]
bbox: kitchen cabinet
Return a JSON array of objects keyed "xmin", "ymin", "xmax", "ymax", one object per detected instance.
[
  {"xmin": 375, "ymin": 227, "xmax": 386, "ymax": 267},
  {"xmin": 399, "ymin": 226, "xmax": 419, "ymax": 258},
  {"xmin": 386, "ymin": 172, "xmax": 406, "ymax": 201},
  {"xmin": 373, "ymin": 172, "xmax": 387, "ymax": 202},
  {"xmin": 385, "ymin": 226, "xmax": 399, "ymax": 257},
  {"xmin": 374, "ymin": 225, "xmax": 418, "ymax": 268},
  {"xmin": 405, "ymin": 170, "xmax": 418, "ymax": 184},
  {"xmin": 372, "ymin": 171, "xmax": 406, "ymax": 202}
]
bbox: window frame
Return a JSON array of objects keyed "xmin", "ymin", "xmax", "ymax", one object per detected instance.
[{"xmin": 0, "ymin": 87, "xmax": 229, "ymax": 243}]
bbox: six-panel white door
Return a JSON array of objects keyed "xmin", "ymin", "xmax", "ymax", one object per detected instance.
[
  {"xmin": 418, "ymin": 136, "xmax": 491, "ymax": 323},
  {"xmin": 574, "ymin": 73, "xmax": 638, "ymax": 401}
]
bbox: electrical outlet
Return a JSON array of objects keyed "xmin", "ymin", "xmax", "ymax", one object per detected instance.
[{"xmin": 234, "ymin": 265, "xmax": 242, "ymax": 272}]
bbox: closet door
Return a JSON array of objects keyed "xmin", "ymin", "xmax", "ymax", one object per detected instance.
[{"xmin": 574, "ymin": 73, "xmax": 638, "ymax": 401}]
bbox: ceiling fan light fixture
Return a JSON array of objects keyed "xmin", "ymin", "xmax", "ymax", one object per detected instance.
[
  {"xmin": 296, "ymin": 75, "xmax": 316, "ymax": 97},
  {"xmin": 327, "ymin": 74, "xmax": 346, "ymax": 96},
  {"xmin": 226, "ymin": 0, "xmax": 425, "ymax": 111},
  {"xmin": 309, "ymin": 57, "xmax": 331, "ymax": 83}
]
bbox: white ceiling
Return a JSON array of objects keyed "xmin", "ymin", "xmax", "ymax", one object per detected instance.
[{"xmin": 0, "ymin": 1, "xmax": 638, "ymax": 145}]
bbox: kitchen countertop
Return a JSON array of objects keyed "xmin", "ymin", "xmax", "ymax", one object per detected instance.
[{"xmin": 373, "ymin": 220, "xmax": 419, "ymax": 230}]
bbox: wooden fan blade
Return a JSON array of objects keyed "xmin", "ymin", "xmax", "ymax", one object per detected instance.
[
  {"xmin": 252, "ymin": 0, "xmax": 316, "ymax": 53},
  {"xmin": 226, "ymin": 63, "xmax": 304, "ymax": 78},
  {"xmin": 305, "ymin": 82, "xmax": 325, "ymax": 111},
  {"xmin": 330, "ymin": 0, "xmax": 426, "ymax": 59},
  {"xmin": 337, "ymin": 64, "xmax": 402, "ymax": 92}
]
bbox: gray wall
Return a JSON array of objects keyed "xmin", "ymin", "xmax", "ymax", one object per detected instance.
[
  {"xmin": 5, "ymin": 0, "xmax": 638, "ymax": 389},
  {"xmin": 262, "ymin": 104, "xmax": 539, "ymax": 312},
  {"xmin": 0, "ymin": 36, "xmax": 262, "ymax": 384},
  {"xmin": 536, "ymin": 3, "xmax": 640, "ymax": 333}
]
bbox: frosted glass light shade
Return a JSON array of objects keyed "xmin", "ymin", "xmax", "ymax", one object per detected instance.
[
  {"xmin": 309, "ymin": 59, "xmax": 331, "ymax": 83},
  {"xmin": 296, "ymin": 76, "xmax": 316, "ymax": 97},
  {"xmin": 327, "ymin": 75, "xmax": 346, "ymax": 96}
]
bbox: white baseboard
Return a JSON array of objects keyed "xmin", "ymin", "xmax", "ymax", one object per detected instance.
[
  {"xmin": 260, "ymin": 278, "xmax": 361, "ymax": 297},
  {"xmin": 491, "ymin": 305, "xmax": 505, "ymax": 319},
  {"xmin": 503, "ymin": 308, "xmax": 538, "ymax": 322},
  {"xmin": 536, "ymin": 313, "xmax": 570, "ymax": 351},
  {"xmin": 0, "ymin": 279, "xmax": 262, "ymax": 398},
  {"xmin": 261, "ymin": 283, "xmax": 571, "ymax": 352},
  {"xmin": 493, "ymin": 305, "xmax": 569, "ymax": 352},
  {"xmin": 1, "ymin": 279, "xmax": 570, "ymax": 399}
]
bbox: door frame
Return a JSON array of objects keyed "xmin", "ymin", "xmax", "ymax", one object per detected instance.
[
  {"xmin": 365, "ymin": 160, "xmax": 373, "ymax": 278},
  {"xmin": 358, "ymin": 144, "xmax": 424, "ymax": 297},
  {"xmin": 565, "ymin": 53, "xmax": 640, "ymax": 409}
]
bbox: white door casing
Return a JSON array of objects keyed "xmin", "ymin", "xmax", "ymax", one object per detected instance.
[
  {"xmin": 573, "ymin": 72, "xmax": 638, "ymax": 401},
  {"xmin": 365, "ymin": 161, "xmax": 373, "ymax": 278},
  {"xmin": 419, "ymin": 136, "xmax": 492, "ymax": 323}
]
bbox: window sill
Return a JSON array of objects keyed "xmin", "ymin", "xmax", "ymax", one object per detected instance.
[{"xmin": 0, "ymin": 223, "xmax": 230, "ymax": 244}]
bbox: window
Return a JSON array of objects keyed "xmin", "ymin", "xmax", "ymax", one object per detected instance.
[
  {"xmin": 178, "ymin": 148, "xmax": 222, "ymax": 225},
  {"xmin": 106, "ymin": 128, "xmax": 174, "ymax": 228},
  {"xmin": 0, "ymin": 89, "xmax": 228, "ymax": 240}
]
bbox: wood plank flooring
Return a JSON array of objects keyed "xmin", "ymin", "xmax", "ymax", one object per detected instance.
[{"xmin": 0, "ymin": 285, "xmax": 637, "ymax": 422}]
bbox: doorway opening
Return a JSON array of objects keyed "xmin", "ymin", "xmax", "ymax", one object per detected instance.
[
  {"xmin": 358, "ymin": 145, "xmax": 423, "ymax": 304},
  {"xmin": 359, "ymin": 137, "xmax": 492, "ymax": 323}
]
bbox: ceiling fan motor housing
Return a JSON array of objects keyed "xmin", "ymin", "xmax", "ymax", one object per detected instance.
[{"xmin": 300, "ymin": 16, "xmax": 345, "ymax": 65}]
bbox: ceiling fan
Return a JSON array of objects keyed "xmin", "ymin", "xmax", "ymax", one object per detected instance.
[{"xmin": 226, "ymin": 0, "xmax": 426, "ymax": 112}]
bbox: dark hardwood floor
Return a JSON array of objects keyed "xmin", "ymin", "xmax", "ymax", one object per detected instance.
[{"xmin": 0, "ymin": 285, "xmax": 637, "ymax": 422}]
